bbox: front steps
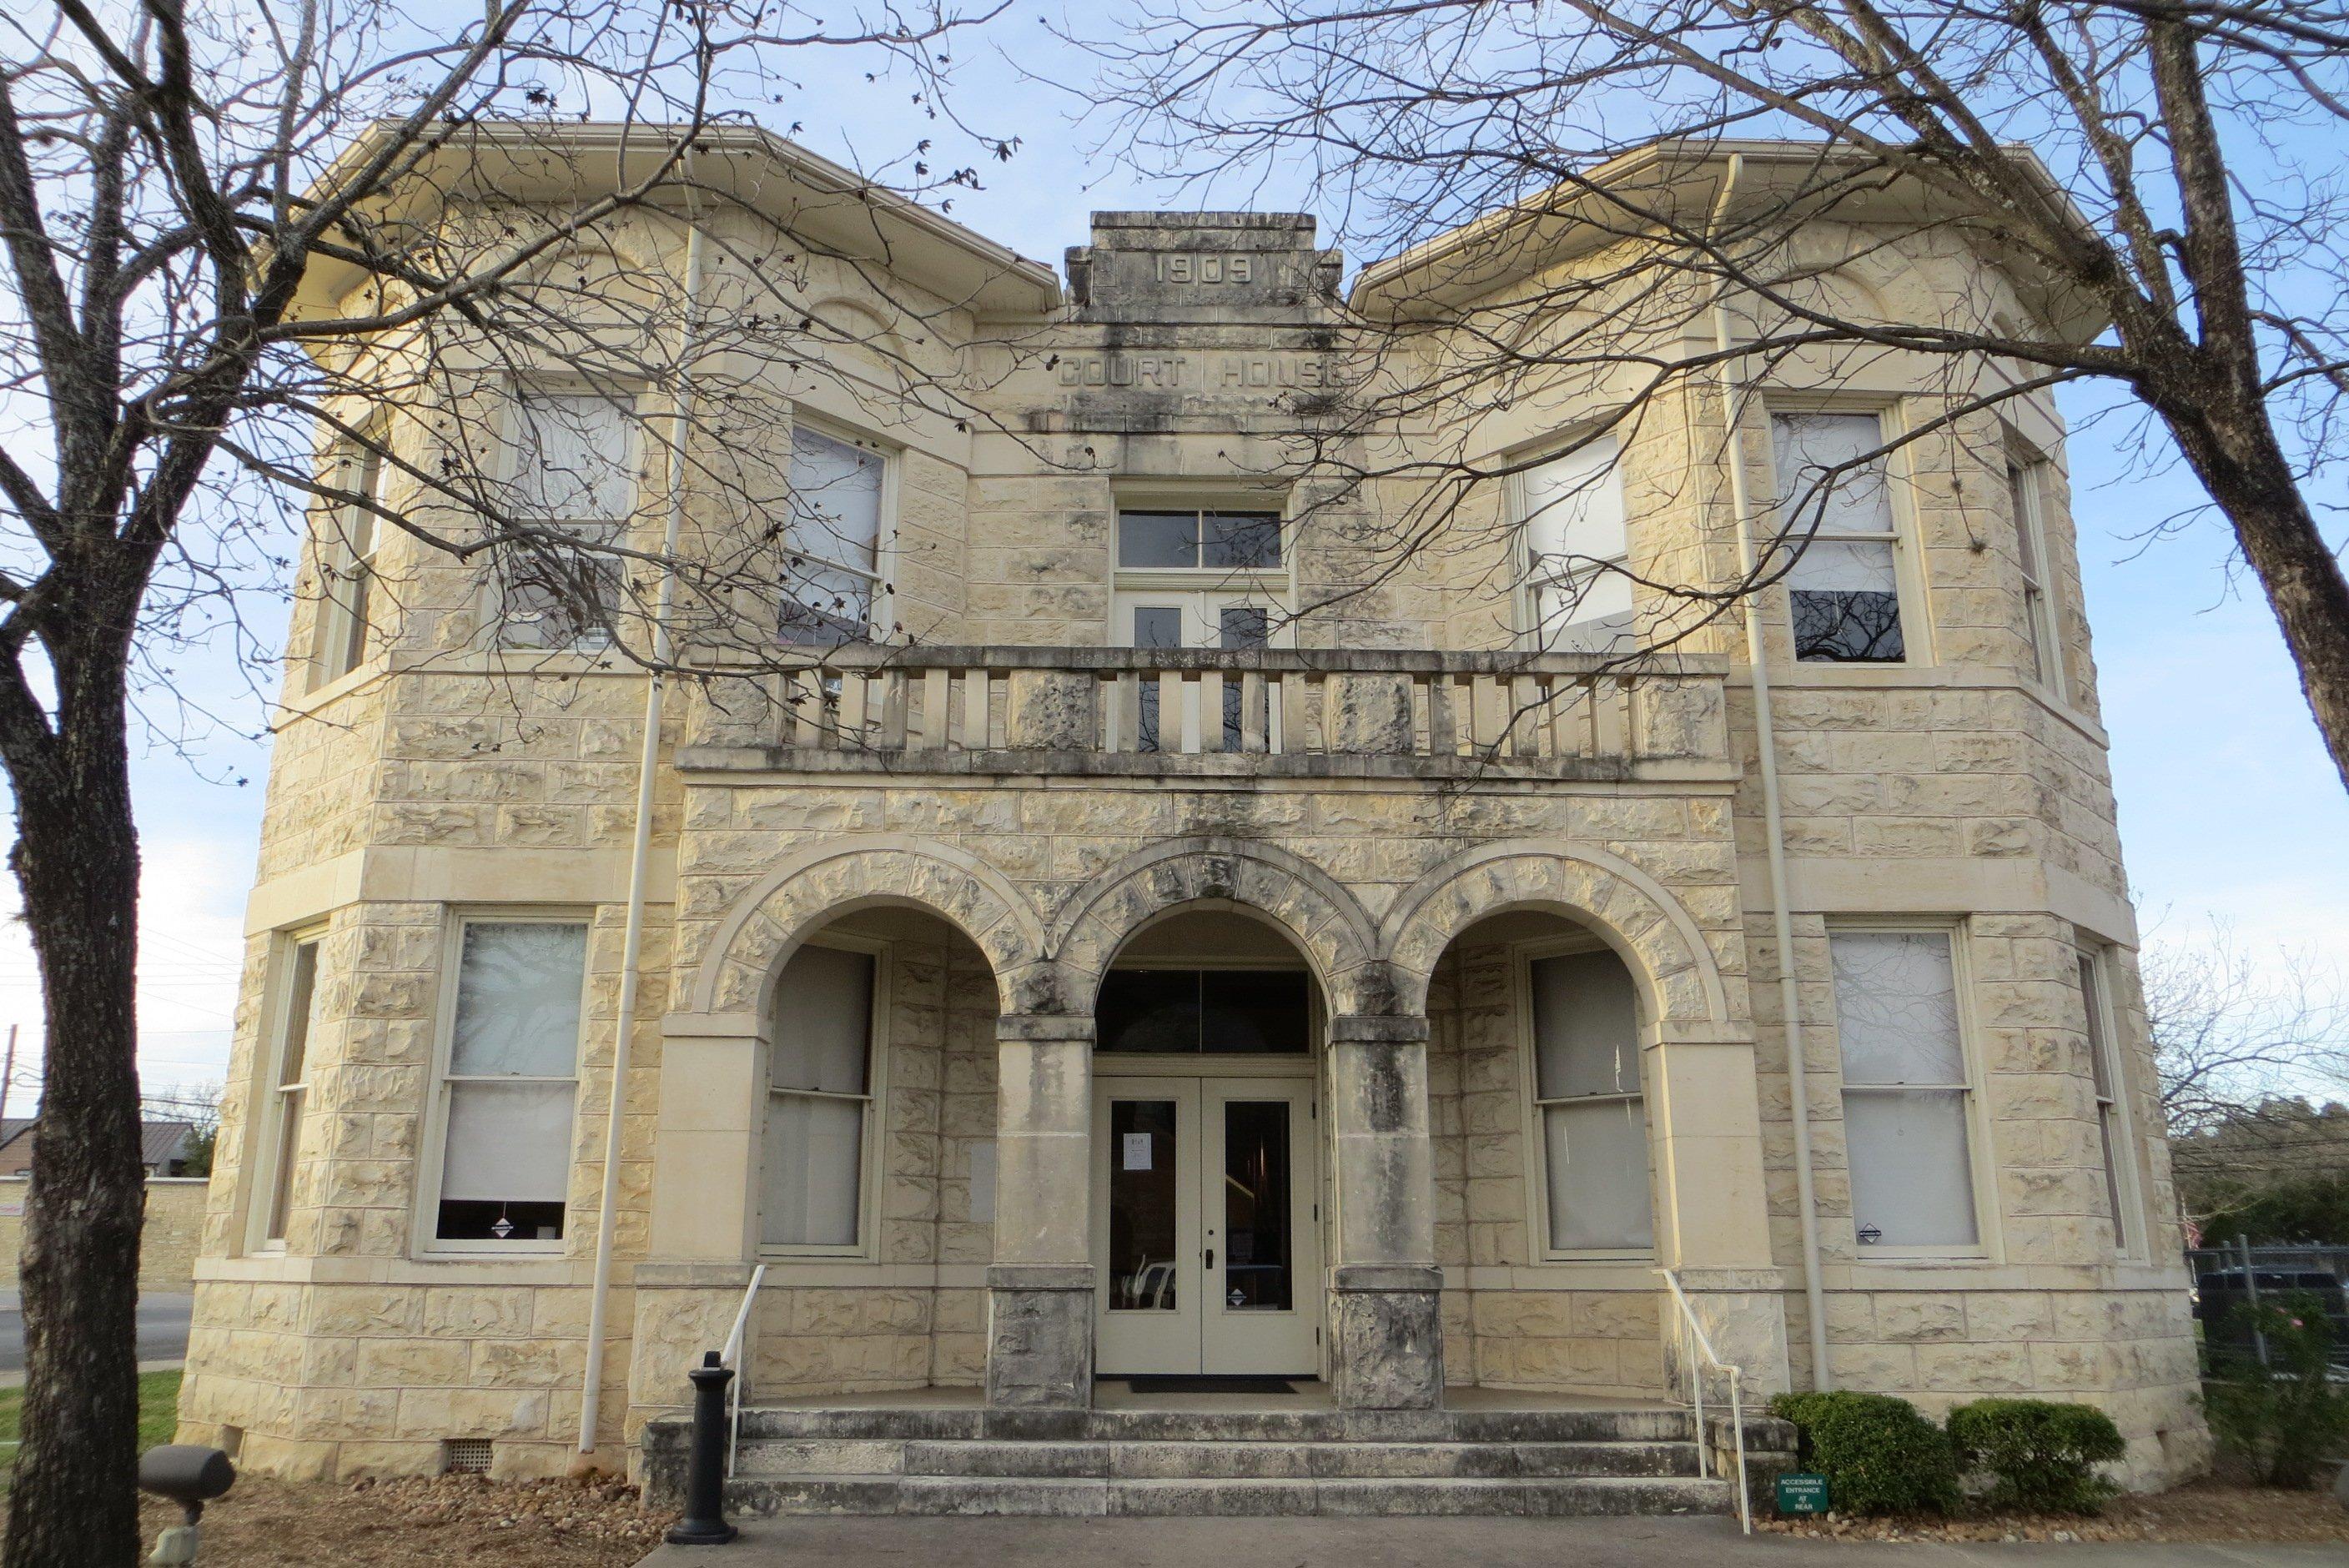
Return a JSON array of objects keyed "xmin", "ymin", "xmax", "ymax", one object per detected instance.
[{"xmin": 644, "ymin": 1403, "xmax": 1781, "ymax": 1518}]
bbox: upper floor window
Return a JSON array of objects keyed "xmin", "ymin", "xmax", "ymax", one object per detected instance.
[
  {"xmin": 2008, "ymin": 459, "xmax": 2065, "ymax": 699},
  {"xmin": 1514, "ymin": 435, "xmax": 1633, "ymax": 654},
  {"xmin": 249, "ymin": 930, "xmax": 324, "ymax": 1250},
  {"xmin": 314, "ymin": 443, "xmax": 387, "ymax": 685},
  {"xmin": 2076, "ymin": 947, "xmax": 2141, "ymax": 1255},
  {"xmin": 1828, "ymin": 927, "xmax": 1982, "ymax": 1251},
  {"xmin": 1771, "ymin": 412, "xmax": 1907, "ymax": 663},
  {"xmin": 428, "ymin": 917, "xmax": 587, "ymax": 1250},
  {"xmin": 498, "ymin": 390, "xmax": 636, "ymax": 650},
  {"xmin": 762, "ymin": 942, "xmax": 881, "ymax": 1249},
  {"xmin": 1526, "ymin": 946, "xmax": 1653, "ymax": 1254},
  {"xmin": 782, "ymin": 424, "xmax": 888, "ymax": 645}
]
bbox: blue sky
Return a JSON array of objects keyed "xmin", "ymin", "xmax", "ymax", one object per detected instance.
[{"xmin": 0, "ymin": 11, "xmax": 2342, "ymax": 1104}]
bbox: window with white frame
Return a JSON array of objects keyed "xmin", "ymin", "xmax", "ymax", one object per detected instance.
[
  {"xmin": 761, "ymin": 943, "xmax": 879, "ymax": 1249},
  {"xmin": 1111, "ymin": 500, "xmax": 1292, "ymax": 750},
  {"xmin": 1516, "ymin": 435, "xmax": 1634, "ymax": 654},
  {"xmin": 781, "ymin": 424, "xmax": 888, "ymax": 644},
  {"xmin": 498, "ymin": 390, "xmax": 636, "ymax": 649},
  {"xmin": 2076, "ymin": 948, "xmax": 2140, "ymax": 1254},
  {"xmin": 252, "ymin": 932, "xmax": 324, "ymax": 1248},
  {"xmin": 1829, "ymin": 928, "xmax": 1980, "ymax": 1249},
  {"xmin": 315, "ymin": 443, "xmax": 387, "ymax": 684},
  {"xmin": 1771, "ymin": 411, "xmax": 1908, "ymax": 663},
  {"xmin": 1527, "ymin": 947, "xmax": 1654, "ymax": 1252},
  {"xmin": 430, "ymin": 919, "xmax": 587, "ymax": 1247},
  {"xmin": 2008, "ymin": 459, "xmax": 2064, "ymax": 698}
]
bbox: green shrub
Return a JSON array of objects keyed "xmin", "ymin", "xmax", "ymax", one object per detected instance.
[
  {"xmin": 1769, "ymin": 1390, "xmax": 1961, "ymax": 1516},
  {"xmin": 2203, "ymin": 1293, "xmax": 2349, "ymax": 1489},
  {"xmin": 1946, "ymin": 1399, "xmax": 2125, "ymax": 1514}
]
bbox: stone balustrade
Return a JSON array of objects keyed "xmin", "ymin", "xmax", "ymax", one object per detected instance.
[{"xmin": 680, "ymin": 646, "xmax": 1733, "ymax": 781}]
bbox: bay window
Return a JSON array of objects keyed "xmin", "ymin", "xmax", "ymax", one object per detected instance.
[
  {"xmin": 762, "ymin": 942, "xmax": 881, "ymax": 1249},
  {"xmin": 430, "ymin": 917, "xmax": 587, "ymax": 1248},
  {"xmin": 1771, "ymin": 411, "xmax": 1908, "ymax": 663},
  {"xmin": 1526, "ymin": 946, "xmax": 1653, "ymax": 1253},
  {"xmin": 1829, "ymin": 927, "xmax": 1981, "ymax": 1250}
]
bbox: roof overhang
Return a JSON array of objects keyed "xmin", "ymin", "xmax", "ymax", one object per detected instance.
[
  {"xmin": 290, "ymin": 119, "xmax": 1063, "ymax": 321},
  {"xmin": 1347, "ymin": 138, "xmax": 2109, "ymax": 345}
]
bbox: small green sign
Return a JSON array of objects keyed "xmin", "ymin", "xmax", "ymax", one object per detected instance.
[{"xmin": 1775, "ymin": 1472, "xmax": 1830, "ymax": 1516}]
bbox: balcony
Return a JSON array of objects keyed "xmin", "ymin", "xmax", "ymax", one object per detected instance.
[{"xmin": 678, "ymin": 645, "xmax": 1733, "ymax": 783}]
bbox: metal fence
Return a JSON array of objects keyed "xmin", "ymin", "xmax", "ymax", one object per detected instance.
[{"xmin": 2186, "ymin": 1237, "xmax": 2349, "ymax": 1375}]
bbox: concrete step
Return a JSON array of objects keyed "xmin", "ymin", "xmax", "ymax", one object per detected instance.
[
  {"xmin": 729, "ymin": 1404, "xmax": 1697, "ymax": 1445},
  {"xmin": 893, "ymin": 1437, "xmax": 1703, "ymax": 1480},
  {"xmin": 722, "ymin": 1471, "xmax": 1734, "ymax": 1518}
]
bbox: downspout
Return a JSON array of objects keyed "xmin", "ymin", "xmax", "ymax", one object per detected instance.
[
  {"xmin": 1707, "ymin": 153, "xmax": 1831, "ymax": 1390},
  {"xmin": 576, "ymin": 210, "xmax": 709, "ymax": 1464}
]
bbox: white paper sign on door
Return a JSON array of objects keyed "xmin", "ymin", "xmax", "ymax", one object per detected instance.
[{"xmin": 1121, "ymin": 1132, "xmax": 1154, "ymax": 1171}]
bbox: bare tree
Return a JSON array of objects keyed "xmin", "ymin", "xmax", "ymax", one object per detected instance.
[
  {"xmin": 1074, "ymin": 0, "xmax": 2349, "ymax": 787},
  {"xmin": 2145, "ymin": 917, "xmax": 2349, "ymax": 1133},
  {"xmin": 0, "ymin": 0, "xmax": 1032, "ymax": 1558}
]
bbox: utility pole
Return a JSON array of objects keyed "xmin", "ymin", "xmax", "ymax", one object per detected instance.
[{"xmin": 0, "ymin": 1023, "xmax": 18, "ymax": 1129}]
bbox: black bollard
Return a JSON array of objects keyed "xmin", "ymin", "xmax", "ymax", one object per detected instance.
[{"xmin": 665, "ymin": 1350, "xmax": 738, "ymax": 1546}]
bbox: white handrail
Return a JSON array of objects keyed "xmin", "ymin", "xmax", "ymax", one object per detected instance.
[
  {"xmin": 721, "ymin": 1263, "xmax": 767, "ymax": 1478},
  {"xmin": 1657, "ymin": 1269, "xmax": 1752, "ymax": 1534}
]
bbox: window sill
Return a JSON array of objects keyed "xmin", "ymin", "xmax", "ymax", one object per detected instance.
[{"xmin": 415, "ymin": 1244, "xmax": 569, "ymax": 1262}]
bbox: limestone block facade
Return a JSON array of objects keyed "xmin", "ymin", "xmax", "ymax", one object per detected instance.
[{"xmin": 179, "ymin": 127, "xmax": 2206, "ymax": 1491}]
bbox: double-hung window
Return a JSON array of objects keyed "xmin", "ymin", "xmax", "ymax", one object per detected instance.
[
  {"xmin": 250, "ymin": 932, "xmax": 324, "ymax": 1249},
  {"xmin": 315, "ymin": 444, "xmax": 386, "ymax": 684},
  {"xmin": 2008, "ymin": 460, "xmax": 2064, "ymax": 698},
  {"xmin": 2076, "ymin": 948, "xmax": 2140, "ymax": 1254},
  {"xmin": 1515, "ymin": 435, "xmax": 1634, "ymax": 653},
  {"xmin": 1829, "ymin": 928, "xmax": 1981, "ymax": 1250},
  {"xmin": 499, "ymin": 391, "xmax": 635, "ymax": 650},
  {"xmin": 1771, "ymin": 412, "xmax": 1908, "ymax": 663},
  {"xmin": 781, "ymin": 424, "xmax": 888, "ymax": 645},
  {"xmin": 762, "ymin": 942, "xmax": 881, "ymax": 1250},
  {"xmin": 430, "ymin": 918, "xmax": 587, "ymax": 1249},
  {"xmin": 1527, "ymin": 947, "xmax": 1654, "ymax": 1253}
]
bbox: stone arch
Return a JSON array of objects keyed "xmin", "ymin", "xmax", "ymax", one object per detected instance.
[
  {"xmin": 1049, "ymin": 838, "xmax": 1390, "ymax": 1018},
  {"xmin": 687, "ymin": 833, "xmax": 1048, "ymax": 1017},
  {"xmin": 1379, "ymin": 839, "xmax": 1730, "ymax": 1027}
]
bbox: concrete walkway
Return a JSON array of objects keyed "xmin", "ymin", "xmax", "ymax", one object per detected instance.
[{"xmin": 635, "ymin": 1515, "xmax": 2345, "ymax": 1567}]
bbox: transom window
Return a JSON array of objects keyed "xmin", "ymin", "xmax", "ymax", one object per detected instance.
[
  {"xmin": 782, "ymin": 424, "xmax": 888, "ymax": 645},
  {"xmin": 1117, "ymin": 509, "xmax": 1282, "ymax": 570},
  {"xmin": 431, "ymin": 918, "xmax": 588, "ymax": 1248},
  {"xmin": 1096, "ymin": 968, "xmax": 1311, "ymax": 1054},
  {"xmin": 762, "ymin": 943, "xmax": 879, "ymax": 1249},
  {"xmin": 1828, "ymin": 929, "xmax": 1980, "ymax": 1250},
  {"xmin": 1771, "ymin": 412, "xmax": 1907, "ymax": 663},
  {"xmin": 1515, "ymin": 435, "xmax": 1634, "ymax": 654},
  {"xmin": 1527, "ymin": 947, "xmax": 1653, "ymax": 1253},
  {"xmin": 499, "ymin": 390, "xmax": 636, "ymax": 650}
]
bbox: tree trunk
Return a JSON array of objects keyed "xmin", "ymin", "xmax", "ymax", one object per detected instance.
[
  {"xmin": 1, "ymin": 672, "xmax": 145, "ymax": 1568},
  {"xmin": 2156, "ymin": 390, "xmax": 2349, "ymax": 796}
]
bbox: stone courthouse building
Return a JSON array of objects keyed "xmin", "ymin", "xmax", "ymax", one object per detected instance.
[{"xmin": 179, "ymin": 123, "xmax": 2207, "ymax": 1513}]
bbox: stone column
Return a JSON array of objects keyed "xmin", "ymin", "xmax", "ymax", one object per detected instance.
[
  {"xmin": 1325, "ymin": 1013, "xmax": 1444, "ymax": 1410},
  {"xmin": 1647, "ymin": 1023, "xmax": 1793, "ymax": 1395},
  {"xmin": 985, "ymin": 1013, "xmax": 1095, "ymax": 1410}
]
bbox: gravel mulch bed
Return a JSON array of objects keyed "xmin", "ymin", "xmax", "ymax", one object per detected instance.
[
  {"xmin": 137, "ymin": 1471, "xmax": 676, "ymax": 1566},
  {"xmin": 1758, "ymin": 1481, "xmax": 2349, "ymax": 1544}
]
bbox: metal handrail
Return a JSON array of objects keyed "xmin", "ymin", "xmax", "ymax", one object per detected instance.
[
  {"xmin": 1657, "ymin": 1268, "xmax": 1752, "ymax": 1534},
  {"xmin": 720, "ymin": 1263, "xmax": 767, "ymax": 1478}
]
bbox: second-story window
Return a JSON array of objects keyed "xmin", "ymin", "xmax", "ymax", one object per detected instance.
[
  {"xmin": 314, "ymin": 442, "xmax": 386, "ymax": 685},
  {"xmin": 1771, "ymin": 411, "xmax": 1907, "ymax": 663},
  {"xmin": 782, "ymin": 424, "xmax": 887, "ymax": 644},
  {"xmin": 2009, "ymin": 459, "xmax": 2064, "ymax": 699},
  {"xmin": 500, "ymin": 390, "xmax": 636, "ymax": 651},
  {"xmin": 1514, "ymin": 435, "xmax": 1633, "ymax": 653},
  {"xmin": 1112, "ymin": 502, "xmax": 1291, "ymax": 749}
]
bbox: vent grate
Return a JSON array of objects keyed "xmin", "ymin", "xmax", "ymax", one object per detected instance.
[{"xmin": 442, "ymin": 1438, "xmax": 494, "ymax": 1475}]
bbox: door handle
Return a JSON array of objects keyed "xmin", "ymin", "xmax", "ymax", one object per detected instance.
[{"xmin": 1204, "ymin": 1248, "xmax": 1215, "ymax": 1271}]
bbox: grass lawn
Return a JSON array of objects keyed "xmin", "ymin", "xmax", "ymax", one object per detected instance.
[{"xmin": 0, "ymin": 1369, "xmax": 182, "ymax": 1493}]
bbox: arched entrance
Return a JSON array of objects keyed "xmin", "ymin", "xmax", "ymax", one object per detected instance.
[{"xmin": 1089, "ymin": 908, "xmax": 1327, "ymax": 1378}]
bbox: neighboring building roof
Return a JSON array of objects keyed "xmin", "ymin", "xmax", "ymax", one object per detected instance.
[{"xmin": 0, "ymin": 1118, "xmax": 198, "ymax": 1173}]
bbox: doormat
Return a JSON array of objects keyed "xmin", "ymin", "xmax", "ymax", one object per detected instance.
[{"xmin": 1123, "ymin": 1375, "xmax": 1296, "ymax": 1395}]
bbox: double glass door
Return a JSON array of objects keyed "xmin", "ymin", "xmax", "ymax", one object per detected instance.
[{"xmin": 1094, "ymin": 1077, "xmax": 1320, "ymax": 1375}]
